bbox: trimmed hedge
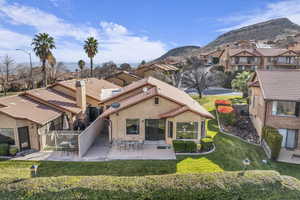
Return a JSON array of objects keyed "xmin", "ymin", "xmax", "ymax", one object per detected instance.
[
  {"xmin": 262, "ymin": 126, "xmax": 283, "ymax": 160},
  {"xmin": 201, "ymin": 137, "xmax": 214, "ymax": 152},
  {"xmin": 1, "ymin": 171, "xmax": 300, "ymax": 199},
  {"xmin": 0, "ymin": 143, "xmax": 9, "ymax": 156},
  {"xmin": 172, "ymin": 140, "xmax": 197, "ymax": 153},
  {"xmin": 9, "ymin": 146, "xmax": 18, "ymax": 156}
]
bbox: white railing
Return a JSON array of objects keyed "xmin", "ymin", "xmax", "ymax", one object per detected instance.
[
  {"xmin": 78, "ymin": 116, "xmax": 105, "ymax": 157},
  {"xmin": 41, "ymin": 130, "xmax": 81, "ymax": 151}
]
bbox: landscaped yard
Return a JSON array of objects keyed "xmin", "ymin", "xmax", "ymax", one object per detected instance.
[
  {"xmin": 1, "ymin": 95, "xmax": 300, "ymax": 199},
  {"xmin": 1, "ymin": 95, "xmax": 300, "ymax": 180}
]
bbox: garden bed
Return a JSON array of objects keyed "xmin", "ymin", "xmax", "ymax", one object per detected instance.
[{"xmin": 215, "ymin": 101, "xmax": 260, "ymax": 145}]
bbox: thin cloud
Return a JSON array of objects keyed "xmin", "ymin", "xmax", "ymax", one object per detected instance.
[
  {"xmin": 218, "ymin": 0, "xmax": 300, "ymax": 32},
  {"xmin": 0, "ymin": 0, "xmax": 166, "ymax": 63}
]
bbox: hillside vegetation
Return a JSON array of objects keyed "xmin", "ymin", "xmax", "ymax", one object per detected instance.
[{"xmin": 156, "ymin": 18, "xmax": 300, "ymax": 61}]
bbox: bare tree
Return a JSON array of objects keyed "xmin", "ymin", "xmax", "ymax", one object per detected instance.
[
  {"xmin": 94, "ymin": 61, "xmax": 118, "ymax": 78},
  {"xmin": 119, "ymin": 63, "xmax": 132, "ymax": 71},
  {"xmin": 1, "ymin": 55, "xmax": 15, "ymax": 95}
]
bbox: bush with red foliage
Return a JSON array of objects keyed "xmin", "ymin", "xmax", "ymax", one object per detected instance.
[
  {"xmin": 217, "ymin": 106, "xmax": 236, "ymax": 126},
  {"xmin": 217, "ymin": 106, "xmax": 234, "ymax": 114},
  {"xmin": 215, "ymin": 100, "xmax": 232, "ymax": 108}
]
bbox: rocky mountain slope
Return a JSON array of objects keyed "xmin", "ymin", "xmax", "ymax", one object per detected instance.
[{"xmin": 156, "ymin": 18, "xmax": 300, "ymax": 61}]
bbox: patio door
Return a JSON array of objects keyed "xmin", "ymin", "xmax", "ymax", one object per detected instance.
[
  {"xmin": 18, "ymin": 126, "xmax": 31, "ymax": 151},
  {"xmin": 145, "ymin": 119, "xmax": 165, "ymax": 141}
]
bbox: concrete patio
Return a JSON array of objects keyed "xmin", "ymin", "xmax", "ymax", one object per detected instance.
[
  {"xmin": 12, "ymin": 138, "xmax": 176, "ymax": 161},
  {"xmin": 277, "ymin": 148, "xmax": 300, "ymax": 164},
  {"xmin": 107, "ymin": 144, "xmax": 176, "ymax": 160}
]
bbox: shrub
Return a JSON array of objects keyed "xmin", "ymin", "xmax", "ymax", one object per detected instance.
[
  {"xmin": 172, "ymin": 140, "xmax": 186, "ymax": 153},
  {"xmin": 262, "ymin": 126, "xmax": 283, "ymax": 160},
  {"xmin": 200, "ymin": 137, "xmax": 214, "ymax": 152},
  {"xmin": 9, "ymin": 146, "xmax": 18, "ymax": 156},
  {"xmin": 217, "ymin": 105, "xmax": 233, "ymax": 113},
  {"xmin": 215, "ymin": 100, "xmax": 232, "ymax": 108},
  {"xmin": 172, "ymin": 140, "xmax": 197, "ymax": 153},
  {"xmin": 185, "ymin": 141, "xmax": 197, "ymax": 153},
  {"xmin": 0, "ymin": 143, "xmax": 9, "ymax": 156},
  {"xmin": 217, "ymin": 106, "xmax": 236, "ymax": 126}
]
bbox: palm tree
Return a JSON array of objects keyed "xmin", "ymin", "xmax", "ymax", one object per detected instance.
[
  {"xmin": 78, "ymin": 60, "xmax": 85, "ymax": 78},
  {"xmin": 83, "ymin": 37, "xmax": 98, "ymax": 77},
  {"xmin": 32, "ymin": 33, "xmax": 56, "ymax": 87}
]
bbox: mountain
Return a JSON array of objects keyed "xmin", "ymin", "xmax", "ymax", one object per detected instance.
[
  {"xmin": 155, "ymin": 18, "xmax": 300, "ymax": 61},
  {"xmin": 203, "ymin": 18, "xmax": 300, "ymax": 51},
  {"xmin": 155, "ymin": 45, "xmax": 201, "ymax": 61}
]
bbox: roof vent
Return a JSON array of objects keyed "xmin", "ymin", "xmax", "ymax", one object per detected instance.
[
  {"xmin": 143, "ymin": 87, "xmax": 148, "ymax": 93},
  {"xmin": 111, "ymin": 102, "xmax": 120, "ymax": 109}
]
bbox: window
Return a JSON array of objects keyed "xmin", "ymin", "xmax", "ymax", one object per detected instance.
[
  {"xmin": 272, "ymin": 101, "xmax": 297, "ymax": 116},
  {"xmin": 126, "ymin": 119, "xmax": 140, "ymax": 135},
  {"xmin": 154, "ymin": 97, "xmax": 159, "ymax": 105},
  {"xmin": 278, "ymin": 129, "xmax": 298, "ymax": 149},
  {"xmin": 168, "ymin": 121, "xmax": 173, "ymax": 138},
  {"xmin": 201, "ymin": 121, "xmax": 206, "ymax": 138},
  {"xmin": 0, "ymin": 128, "xmax": 15, "ymax": 145},
  {"xmin": 176, "ymin": 122, "xmax": 198, "ymax": 139}
]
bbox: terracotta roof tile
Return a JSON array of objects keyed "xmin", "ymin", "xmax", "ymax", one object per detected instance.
[
  {"xmin": 101, "ymin": 77, "xmax": 213, "ymax": 119},
  {"xmin": 255, "ymin": 70, "xmax": 300, "ymax": 101},
  {"xmin": 0, "ymin": 95, "xmax": 61, "ymax": 125},
  {"xmin": 55, "ymin": 78, "xmax": 120, "ymax": 101},
  {"xmin": 24, "ymin": 88, "xmax": 81, "ymax": 114}
]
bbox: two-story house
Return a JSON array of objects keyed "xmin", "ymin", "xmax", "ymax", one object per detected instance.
[
  {"xmin": 219, "ymin": 47, "xmax": 299, "ymax": 72},
  {"xmin": 249, "ymin": 70, "xmax": 300, "ymax": 163}
]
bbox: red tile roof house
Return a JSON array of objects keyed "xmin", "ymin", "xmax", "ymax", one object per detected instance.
[
  {"xmin": 249, "ymin": 70, "xmax": 300, "ymax": 163},
  {"xmin": 0, "ymin": 76, "xmax": 212, "ymax": 158},
  {"xmin": 0, "ymin": 78, "xmax": 120, "ymax": 156},
  {"xmin": 100, "ymin": 77, "xmax": 213, "ymax": 146}
]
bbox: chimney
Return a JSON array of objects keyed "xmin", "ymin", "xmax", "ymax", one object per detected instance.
[{"xmin": 76, "ymin": 80, "xmax": 86, "ymax": 113}]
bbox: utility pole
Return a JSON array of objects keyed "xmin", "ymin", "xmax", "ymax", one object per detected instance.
[{"xmin": 16, "ymin": 49, "xmax": 33, "ymax": 89}]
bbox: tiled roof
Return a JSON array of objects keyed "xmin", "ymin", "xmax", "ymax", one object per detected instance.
[
  {"xmin": 101, "ymin": 77, "xmax": 213, "ymax": 119},
  {"xmin": 105, "ymin": 70, "xmax": 141, "ymax": 80},
  {"xmin": 0, "ymin": 95, "xmax": 61, "ymax": 125},
  {"xmin": 254, "ymin": 70, "xmax": 300, "ymax": 101},
  {"xmin": 24, "ymin": 88, "xmax": 81, "ymax": 114},
  {"xmin": 54, "ymin": 78, "xmax": 120, "ymax": 101},
  {"xmin": 136, "ymin": 63, "xmax": 178, "ymax": 73}
]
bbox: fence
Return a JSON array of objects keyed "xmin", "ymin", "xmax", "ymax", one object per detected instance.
[
  {"xmin": 78, "ymin": 116, "xmax": 104, "ymax": 157},
  {"xmin": 41, "ymin": 130, "xmax": 81, "ymax": 152}
]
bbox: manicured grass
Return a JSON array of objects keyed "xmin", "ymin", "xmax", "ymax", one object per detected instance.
[{"xmin": 1, "ymin": 95, "xmax": 300, "ymax": 199}]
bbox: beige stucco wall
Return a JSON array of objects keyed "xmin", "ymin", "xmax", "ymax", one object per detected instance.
[
  {"xmin": 108, "ymin": 96, "xmax": 205, "ymax": 144},
  {"xmin": 249, "ymin": 86, "xmax": 265, "ymax": 137},
  {"xmin": 0, "ymin": 113, "xmax": 40, "ymax": 150}
]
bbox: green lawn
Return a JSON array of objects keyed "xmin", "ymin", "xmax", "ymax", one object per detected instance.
[{"xmin": 1, "ymin": 95, "xmax": 300, "ymax": 182}]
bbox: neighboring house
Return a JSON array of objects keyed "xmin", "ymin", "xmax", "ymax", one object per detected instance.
[
  {"xmin": 100, "ymin": 77, "xmax": 213, "ymax": 145},
  {"xmin": 0, "ymin": 78, "xmax": 120, "ymax": 151},
  {"xmin": 200, "ymin": 49, "xmax": 224, "ymax": 65},
  {"xmin": 249, "ymin": 70, "xmax": 300, "ymax": 160},
  {"xmin": 105, "ymin": 71, "xmax": 141, "ymax": 87},
  {"xmin": 134, "ymin": 63, "xmax": 178, "ymax": 78},
  {"xmin": 219, "ymin": 47, "xmax": 299, "ymax": 72}
]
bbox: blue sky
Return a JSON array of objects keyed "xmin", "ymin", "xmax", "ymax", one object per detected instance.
[{"xmin": 1, "ymin": 0, "xmax": 300, "ymax": 64}]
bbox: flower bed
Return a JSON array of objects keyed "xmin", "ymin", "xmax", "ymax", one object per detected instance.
[
  {"xmin": 215, "ymin": 99, "xmax": 232, "ymax": 107},
  {"xmin": 216, "ymin": 104, "xmax": 260, "ymax": 144}
]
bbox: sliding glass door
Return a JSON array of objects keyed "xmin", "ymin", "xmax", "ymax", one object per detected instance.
[{"xmin": 278, "ymin": 129, "xmax": 298, "ymax": 149}]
